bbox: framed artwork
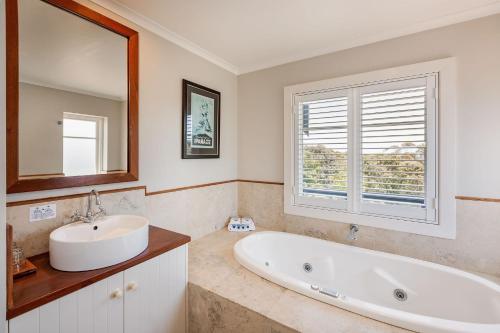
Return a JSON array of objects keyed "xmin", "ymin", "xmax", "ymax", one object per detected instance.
[{"xmin": 182, "ymin": 79, "xmax": 221, "ymax": 159}]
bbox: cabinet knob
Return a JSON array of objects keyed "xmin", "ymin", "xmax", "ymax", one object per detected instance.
[
  {"xmin": 110, "ymin": 288, "xmax": 123, "ymax": 299},
  {"xmin": 127, "ymin": 281, "xmax": 138, "ymax": 291}
]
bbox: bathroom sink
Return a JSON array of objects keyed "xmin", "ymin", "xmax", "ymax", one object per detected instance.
[{"xmin": 49, "ymin": 215, "xmax": 149, "ymax": 271}]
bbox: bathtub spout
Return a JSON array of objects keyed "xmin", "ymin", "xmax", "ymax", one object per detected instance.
[{"xmin": 347, "ymin": 224, "xmax": 359, "ymax": 240}]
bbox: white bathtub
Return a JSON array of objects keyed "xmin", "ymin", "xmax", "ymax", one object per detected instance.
[{"xmin": 234, "ymin": 231, "xmax": 500, "ymax": 333}]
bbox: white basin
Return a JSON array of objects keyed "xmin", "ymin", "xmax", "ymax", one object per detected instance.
[{"xmin": 49, "ymin": 215, "xmax": 149, "ymax": 271}]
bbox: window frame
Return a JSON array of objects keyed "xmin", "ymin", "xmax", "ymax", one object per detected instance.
[{"xmin": 284, "ymin": 58, "xmax": 457, "ymax": 239}]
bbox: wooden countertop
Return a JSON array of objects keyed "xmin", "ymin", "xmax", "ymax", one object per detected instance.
[{"xmin": 7, "ymin": 226, "xmax": 190, "ymax": 320}]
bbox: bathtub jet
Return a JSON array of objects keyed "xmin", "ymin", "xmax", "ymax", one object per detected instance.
[{"xmin": 234, "ymin": 231, "xmax": 500, "ymax": 333}]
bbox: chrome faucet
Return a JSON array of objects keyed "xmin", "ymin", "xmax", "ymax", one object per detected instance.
[
  {"xmin": 71, "ymin": 189, "xmax": 106, "ymax": 223},
  {"xmin": 347, "ymin": 224, "xmax": 359, "ymax": 241}
]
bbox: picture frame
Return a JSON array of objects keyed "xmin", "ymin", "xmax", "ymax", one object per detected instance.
[{"xmin": 182, "ymin": 79, "xmax": 221, "ymax": 159}]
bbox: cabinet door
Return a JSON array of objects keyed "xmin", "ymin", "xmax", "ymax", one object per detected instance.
[
  {"xmin": 77, "ymin": 272, "xmax": 124, "ymax": 333},
  {"xmin": 9, "ymin": 272, "xmax": 124, "ymax": 333},
  {"xmin": 124, "ymin": 245, "xmax": 187, "ymax": 333},
  {"xmin": 9, "ymin": 293, "xmax": 75, "ymax": 333},
  {"xmin": 9, "ymin": 307, "xmax": 38, "ymax": 333}
]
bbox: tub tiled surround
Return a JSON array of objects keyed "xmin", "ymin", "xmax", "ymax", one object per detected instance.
[
  {"xmin": 238, "ymin": 182, "xmax": 500, "ymax": 277},
  {"xmin": 188, "ymin": 228, "xmax": 412, "ymax": 333},
  {"xmin": 238, "ymin": 181, "xmax": 285, "ymax": 231},
  {"xmin": 189, "ymin": 283, "xmax": 297, "ymax": 333},
  {"xmin": 7, "ymin": 182, "xmax": 237, "ymax": 257}
]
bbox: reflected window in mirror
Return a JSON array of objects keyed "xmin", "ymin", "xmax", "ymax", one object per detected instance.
[{"xmin": 63, "ymin": 113, "xmax": 105, "ymax": 177}]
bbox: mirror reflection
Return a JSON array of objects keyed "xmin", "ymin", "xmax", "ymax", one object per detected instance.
[{"xmin": 18, "ymin": 0, "xmax": 128, "ymax": 179}]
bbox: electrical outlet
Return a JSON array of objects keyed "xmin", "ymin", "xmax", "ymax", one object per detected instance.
[{"xmin": 29, "ymin": 204, "xmax": 57, "ymax": 222}]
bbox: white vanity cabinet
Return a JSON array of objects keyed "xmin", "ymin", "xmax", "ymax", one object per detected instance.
[{"xmin": 9, "ymin": 245, "xmax": 187, "ymax": 333}]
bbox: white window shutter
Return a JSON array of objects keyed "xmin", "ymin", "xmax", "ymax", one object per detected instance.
[
  {"xmin": 357, "ymin": 77, "xmax": 435, "ymax": 221},
  {"xmin": 294, "ymin": 90, "xmax": 349, "ymax": 210},
  {"xmin": 291, "ymin": 76, "xmax": 437, "ymax": 223}
]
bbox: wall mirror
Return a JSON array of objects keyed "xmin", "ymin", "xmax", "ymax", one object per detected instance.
[{"xmin": 6, "ymin": 0, "xmax": 138, "ymax": 193}]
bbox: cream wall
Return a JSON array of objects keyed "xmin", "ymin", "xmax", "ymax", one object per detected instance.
[
  {"xmin": 19, "ymin": 82, "xmax": 126, "ymax": 175},
  {"xmin": 237, "ymin": 14, "xmax": 500, "ymax": 199},
  {"xmin": 138, "ymin": 29, "xmax": 237, "ymax": 192}
]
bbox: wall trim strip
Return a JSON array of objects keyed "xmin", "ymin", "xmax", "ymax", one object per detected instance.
[
  {"xmin": 237, "ymin": 179, "xmax": 284, "ymax": 186},
  {"xmin": 145, "ymin": 179, "xmax": 284, "ymax": 196},
  {"xmin": 7, "ymin": 182, "xmax": 490, "ymax": 207},
  {"xmin": 455, "ymin": 195, "xmax": 500, "ymax": 203},
  {"xmin": 6, "ymin": 186, "xmax": 147, "ymax": 207},
  {"xmin": 145, "ymin": 180, "xmax": 237, "ymax": 196}
]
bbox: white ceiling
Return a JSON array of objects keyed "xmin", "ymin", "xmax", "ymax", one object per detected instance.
[
  {"xmin": 93, "ymin": 0, "xmax": 500, "ymax": 74},
  {"xmin": 20, "ymin": 0, "xmax": 128, "ymax": 100}
]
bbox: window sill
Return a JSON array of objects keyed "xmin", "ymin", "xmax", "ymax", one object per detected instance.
[{"xmin": 285, "ymin": 203, "xmax": 456, "ymax": 239}]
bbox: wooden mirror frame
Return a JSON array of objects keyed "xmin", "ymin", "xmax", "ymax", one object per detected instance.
[{"xmin": 6, "ymin": 0, "xmax": 139, "ymax": 193}]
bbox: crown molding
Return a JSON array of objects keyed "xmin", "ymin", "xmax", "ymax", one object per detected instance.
[
  {"xmin": 90, "ymin": 0, "xmax": 240, "ymax": 75},
  {"xmin": 91, "ymin": 0, "xmax": 500, "ymax": 76},
  {"xmin": 20, "ymin": 78, "xmax": 125, "ymax": 101},
  {"xmin": 237, "ymin": 2, "xmax": 500, "ymax": 74}
]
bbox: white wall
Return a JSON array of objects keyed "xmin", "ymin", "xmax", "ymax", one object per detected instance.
[
  {"xmin": 7, "ymin": 0, "xmax": 238, "ymax": 202},
  {"xmin": 19, "ymin": 82, "xmax": 126, "ymax": 175},
  {"xmin": 138, "ymin": 28, "xmax": 238, "ymax": 192},
  {"xmin": 238, "ymin": 14, "xmax": 500, "ymax": 198}
]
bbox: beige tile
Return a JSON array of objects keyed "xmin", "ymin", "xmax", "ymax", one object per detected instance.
[
  {"xmin": 145, "ymin": 189, "xmax": 190, "ymax": 236},
  {"xmin": 188, "ymin": 282, "xmax": 298, "ymax": 333},
  {"xmin": 238, "ymin": 182, "xmax": 285, "ymax": 230},
  {"xmin": 189, "ymin": 228, "xmax": 264, "ymax": 296},
  {"xmin": 146, "ymin": 182, "xmax": 238, "ymax": 240}
]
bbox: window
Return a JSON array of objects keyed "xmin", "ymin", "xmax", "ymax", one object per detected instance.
[
  {"xmin": 63, "ymin": 113, "xmax": 107, "ymax": 176},
  {"xmin": 285, "ymin": 59, "xmax": 456, "ymax": 238}
]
